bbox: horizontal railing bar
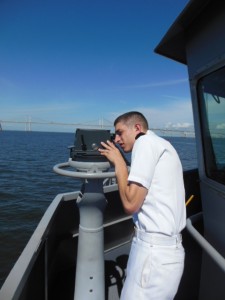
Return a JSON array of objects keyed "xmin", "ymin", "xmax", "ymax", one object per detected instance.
[{"xmin": 186, "ymin": 212, "xmax": 225, "ymax": 273}]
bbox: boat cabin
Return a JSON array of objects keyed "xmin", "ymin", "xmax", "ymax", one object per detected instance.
[{"xmin": 155, "ymin": 0, "xmax": 225, "ymax": 299}]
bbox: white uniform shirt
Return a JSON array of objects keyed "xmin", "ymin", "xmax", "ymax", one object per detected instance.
[{"xmin": 128, "ymin": 130, "xmax": 186, "ymax": 236}]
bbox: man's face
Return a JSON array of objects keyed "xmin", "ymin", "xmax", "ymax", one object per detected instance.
[{"xmin": 114, "ymin": 121, "xmax": 137, "ymax": 152}]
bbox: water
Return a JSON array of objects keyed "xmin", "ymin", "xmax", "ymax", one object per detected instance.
[{"xmin": 0, "ymin": 131, "xmax": 197, "ymax": 288}]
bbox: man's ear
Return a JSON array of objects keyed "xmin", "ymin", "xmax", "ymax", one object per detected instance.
[{"xmin": 135, "ymin": 123, "xmax": 142, "ymax": 133}]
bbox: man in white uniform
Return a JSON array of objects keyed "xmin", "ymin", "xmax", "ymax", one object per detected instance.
[{"xmin": 99, "ymin": 111, "xmax": 186, "ymax": 300}]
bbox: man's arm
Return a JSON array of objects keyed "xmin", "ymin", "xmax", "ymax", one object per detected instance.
[{"xmin": 99, "ymin": 141, "xmax": 147, "ymax": 214}]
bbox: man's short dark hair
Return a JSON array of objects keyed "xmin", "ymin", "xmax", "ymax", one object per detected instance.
[{"xmin": 114, "ymin": 111, "xmax": 149, "ymax": 130}]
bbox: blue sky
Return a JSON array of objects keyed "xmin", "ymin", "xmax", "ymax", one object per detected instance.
[{"xmin": 0, "ymin": 0, "xmax": 192, "ymax": 133}]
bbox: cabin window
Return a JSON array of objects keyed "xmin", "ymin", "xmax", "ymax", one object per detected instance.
[{"xmin": 198, "ymin": 67, "xmax": 225, "ymax": 185}]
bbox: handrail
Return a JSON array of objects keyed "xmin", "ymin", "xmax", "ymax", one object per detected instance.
[{"xmin": 186, "ymin": 212, "xmax": 225, "ymax": 273}]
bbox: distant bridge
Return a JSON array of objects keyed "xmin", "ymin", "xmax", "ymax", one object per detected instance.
[
  {"xmin": 0, "ymin": 120, "xmax": 112, "ymax": 127},
  {"xmin": 0, "ymin": 119, "xmax": 195, "ymax": 137},
  {"xmin": 0, "ymin": 118, "xmax": 113, "ymax": 131}
]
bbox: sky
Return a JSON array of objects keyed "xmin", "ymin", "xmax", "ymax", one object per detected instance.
[{"xmin": 0, "ymin": 0, "xmax": 192, "ymax": 133}]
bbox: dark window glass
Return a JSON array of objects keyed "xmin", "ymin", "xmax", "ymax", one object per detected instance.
[{"xmin": 198, "ymin": 68, "xmax": 225, "ymax": 185}]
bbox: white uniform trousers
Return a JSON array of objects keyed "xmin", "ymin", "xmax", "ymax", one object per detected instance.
[{"xmin": 120, "ymin": 229, "xmax": 185, "ymax": 300}]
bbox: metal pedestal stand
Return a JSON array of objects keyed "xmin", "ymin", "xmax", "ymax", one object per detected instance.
[{"xmin": 54, "ymin": 159, "xmax": 116, "ymax": 300}]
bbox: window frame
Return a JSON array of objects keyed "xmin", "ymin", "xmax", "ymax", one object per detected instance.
[{"xmin": 197, "ymin": 67, "xmax": 225, "ymax": 185}]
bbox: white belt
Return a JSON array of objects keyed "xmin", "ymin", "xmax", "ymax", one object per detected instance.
[{"xmin": 134, "ymin": 228, "xmax": 182, "ymax": 246}]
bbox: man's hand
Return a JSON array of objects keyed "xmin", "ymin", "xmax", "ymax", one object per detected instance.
[{"xmin": 98, "ymin": 140, "xmax": 124, "ymax": 166}]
